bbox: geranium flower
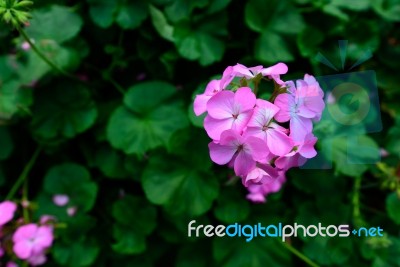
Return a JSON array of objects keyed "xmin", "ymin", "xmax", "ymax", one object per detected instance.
[
  {"xmin": 204, "ymin": 87, "xmax": 256, "ymax": 140},
  {"xmin": 209, "ymin": 129, "xmax": 268, "ymax": 176},
  {"xmin": 13, "ymin": 224, "xmax": 53, "ymax": 260},
  {"xmin": 245, "ymin": 99, "xmax": 293, "ymax": 156},
  {"xmin": 246, "ymin": 172, "xmax": 286, "ymax": 203}
]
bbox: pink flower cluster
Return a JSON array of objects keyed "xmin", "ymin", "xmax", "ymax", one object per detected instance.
[
  {"xmin": 0, "ymin": 201, "xmax": 54, "ymax": 266},
  {"xmin": 194, "ymin": 63, "xmax": 325, "ymax": 202}
]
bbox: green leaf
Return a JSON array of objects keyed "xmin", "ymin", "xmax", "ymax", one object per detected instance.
[
  {"xmin": 142, "ymin": 155, "xmax": 219, "ymax": 216},
  {"xmin": 386, "ymin": 192, "xmax": 400, "ymax": 225},
  {"xmin": 43, "ymin": 163, "xmax": 98, "ymax": 213},
  {"xmin": 112, "ymin": 195, "xmax": 157, "ymax": 254},
  {"xmin": 26, "ymin": 5, "xmax": 83, "ymax": 43},
  {"xmin": 297, "ymin": 26, "xmax": 324, "ymax": 58},
  {"xmin": 19, "ymin": 42, "xmax": 80, "ymax": 84},
  {"xmin": 303, "ymin": 237, "xmax": 353, "ymax": 265},
  {"xmin": 53, "ymin": 239, "xmax": 100, "ymax": 267},
  {"xmin": 31, "ymin": 83, "xmax": 97, "ymax": 141},
  {"xmin": 149, "ymin": 4, "xmax": 175, "ymax": 42},
  {"xmin": 322, "ymin": 135, "xmax": 379, "ymax": 176},
  {"xmin": 214, "ymin": 188, "xmax": 250, "ymax": 223},
  {"xmin": 255, "ymin": 31, "xmax": 294, "ymax": 63},
  {"xmin": 0, "ymin": 126, "xmax": 13, "ymax": 160},
  {"xmin": 0, "ymin": 80, "xmax": 32, "ymax": 120},
  {"xmin": 165, "ymin": 0, "xmax": 209, "ymax": 23},
  {"xmin": 331, "ymin": 0, "xmax": 370, "ymax": 10},
  {"xmin": 213, "ymin": 237, "xmax": 291, "ymax": 267},
  {"xmin": 107, "ymin": 81, "xmax": 188, "ymax": 156},
  {"xmin": 94, "ymin": 145, "xmax": 130, "ymax": 179},
  {"xmin": 88, "ymin": 0, "xmax": 118, "ymax": 28},
  {"xmin": 116, "ymin": 1, "xmax": 148, "ymax": 29},
  {"xmin": 245, "ymin": 0, "xmax": 304, "ymax": 34},
  {"xmin": 372, "ymin": 0, "xmax": 400, "ymax": 21},
  {"xmin": 123, "ymin": 81, "xmax": 176, "ymax": 113}
]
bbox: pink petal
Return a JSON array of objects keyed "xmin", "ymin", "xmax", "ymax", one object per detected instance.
[
  {"xmin": 221, "ymin": 66, "xmax": 234, "ymax": 89},
  {"xmin": 209, "ymin": 141, "xmax": 237, "ymax": 165},
  {"xmin": 207, "ymin": 90, "xmax": 235, "ymax": 119},
  {"xmin": 260, "ymin": 62, "xmax": 288, "ymax": 76},
  {"xmin": 232, "ymin": 110, "xmax": 253, "ymax": 133},
  {"xmin": 13, "ymin": 241, "xmax": 33, "ymax": 259},
  {"xmin": 36, "ymin": 226, "xmax": 53, "ymax": 248},
  {"xmin": 13, "ymin": 224, "xmax": 37, "ymax": 243},
  {"xmin": 274, "ymin": 94, "xmax": 294, "ymax": 122},
  {"xmin": 267, "ymin": 129, "xmax": 293, "ymax": 156},
  {"xmin": 204, "ymin": 115, "xmax": 233, "ymax": 141},
  {"xmin": 248, "ymin": 100, "xmax": 279, "ymax": 128},
  {"xmin": 232, "ymin": 64, "xmax": 254, "ymax": 78},
  {"xmin": 204, "ymin": 79, "xmax": 221, "ymax": 95},
  {"xmin": 289, "ymin": 115, "xmax": 313, "ymax": 142},
  {"xmin": 299, "ymin": 134, "xmax": 318, "ymax": 158},
  {"xmin": 193, "ymin": 94, "xmax": 212, "ymax": 116},
  {"xmin": 28, "ymin": 253, "xmax": 47, "ymax": 266},
  {"xmin": 52, "ymin": 194, "xmax": 69, "ymax": 207},
  {"xmin": 0, "ymin": 201, "xmax": 17, "ymax": 226},
  {"xmin": 234, "ymin": 87, "xmax": 256, "ymax": 111},
  {"xmin": 245, "ymin": 136, "xmax": 269, "ymax": 161},
  {"xmin": 234, "ymin": 151, "xmax": 256, "ymax": 177}
]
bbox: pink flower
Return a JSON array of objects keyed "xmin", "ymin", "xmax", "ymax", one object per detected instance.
[
  {"xmin": 52, "ymin": 194, "xmax": 69, "ymax": 206},
  {"xmin": 274, "ymin": 75, "xmax": 325, "ymax": 142},
  {"xmin": 204, "ymin": 87, "xmax": 256, "ymax": 140},
  {"xmin": 209, "ymin": 129, "xmax": 268, "ymax": 176},
  {"xmin": 243, "ymin": 164, "xmax": 278, "ymax": 187},
  {"xmin": 193, "ymin": 79, "xmax": 224, "ymax": 116},
  {"xmin": 275, "ymin": 133, "xmax": 318, "ymax": 170},
  {"xmin": 13, "ymin": 224, "xmax": 53, "ymax": 260},
  {"xmin": 67, "ymin": 206, "xmax": 77, "ymax": 217},
  {"xmin": 0, "ymin": 201, "xmax": 17, "ymax": 226},
  {"xmin": 245, "ymin": 99, "xmax": 293, "ymax": 156},
  {"xmin": 246, "ymin": 172, "xmax": 286, "ymax": 203},
  {"xmin": 6, "ymin": 262, "xmax": 18, "ymax": 267}
]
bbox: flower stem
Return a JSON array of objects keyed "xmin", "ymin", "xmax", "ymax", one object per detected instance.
[
  {"xmin": 16, "ymin": 25, "xmax": 75, "ymax": 79},
  {"xmin": 6, "ymin": 147, "xmax": 41, "ymax": 200},
  {"xmin": 279, "ymin": 240, "xmax": 320, "ymax": 267}
]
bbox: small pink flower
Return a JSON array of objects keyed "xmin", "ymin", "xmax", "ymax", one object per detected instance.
[
  {"xmin": 21, "ymin": 41, "xmax": 31, "ymax": 51},
  {"xmin": 246, "ymin": 172, "xmax": 286, "ymax": 203},
  {"xmin": 67, "ymin": 206, "xmax": 77, "ymax": 217},
  {"xmin": 275, "ymin": 133, "xmax": 318, "ymax": 170},
  {"xmin": 209, "ymin": 129, "xmax": 268, "ymax": 176},
  {"xmin": 204, "ymin": 87, "xmax": 256, "ymax": 140},
  {"xmin": 12, "ymin": 224, "xmax": 53, "ymax": 260},
  {"xmin": 243, "ymin": 165, "xmax": 278, "ymax": 187},
  {"xmin": 0, "ymin": 201, "xmax": 17, "ymax": 226},
  {"xmin": 39, "ymin": 215, "xmax": 55, "ymax": 225},
  {"xmin": 52, "ymin": 194, "xmax": 69, "ymax": 207}
]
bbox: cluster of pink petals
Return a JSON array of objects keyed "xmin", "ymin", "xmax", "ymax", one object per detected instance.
[
  {"xmin": 13, "ymin": 224, "xmax": 54, "ymax": 266},
  {"xmin": 0, "ymin": 200, "xmax": 55, "ymax": 266},
  {"xmin": 194, "ymin": 63, "xmax": 325, "ymax": 202}
]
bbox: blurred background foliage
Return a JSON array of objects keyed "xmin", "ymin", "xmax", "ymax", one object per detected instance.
[{"xmin": 1, "ymin": 0, "xmax": 400, "ymax": 266}]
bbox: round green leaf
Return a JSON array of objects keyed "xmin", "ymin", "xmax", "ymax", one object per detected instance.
[
  {"xmin": 43, "ymin": 163, "xmax": 98, "ymax": 212},
  {"xmin": 26, "ymin": 5, "xmax": 83, "ymax": 43},
  {"xmin": 255, "ymin": 31, "xmax": 294, "ymax": 63},
  {"xmin": 88, "ymin": 0, "xmax": 118, "ymax": 28},
  {"xmin": 0, "ymin": 81, "xmax": 32, "ymax": 120},
  {"xmin": 53, "ymin": 239, "xmax": 100, "ymax": 267},
  {"xmin": 31, "ymin": 83, "xmax": 97, "ymax": 141},
  {"xmin": 142, "ymin": 156, "xmax": 219, "ymax": 216}
]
